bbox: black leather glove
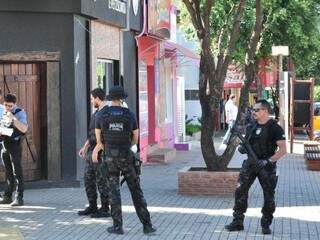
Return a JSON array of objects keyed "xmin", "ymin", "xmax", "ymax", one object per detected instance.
[
  {"xmin": 256, "ymin": 159, "xmax": 269, "ymax": 170},
  {"xmin": 238, "ymin": 144, "xmax": 247, "ymax": 154},
  {"xmin": 265, "ymin": 160, "xmax": 276, "ymax": 171}
]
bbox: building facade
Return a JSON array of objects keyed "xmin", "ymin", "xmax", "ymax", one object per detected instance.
[
  {"xmin": 0, "ymin": 0, "xmax": 142, "ymax": 182},
  {"xmin": 137, "ymin": 1, "xmax": 199, "ymax": 161}
]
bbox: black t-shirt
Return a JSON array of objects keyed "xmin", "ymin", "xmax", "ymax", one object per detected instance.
[
  {"xmin": 248, "ymin": 119, "xmax": 285, "ymax": 159},
  {"xmin": 87, "ymin": 105, "xmax": 109, "ymax": 147},
  {"xmin": 94, "ymin": 105, "xmax": 109, "ymax": 123},
  {"xmin": 268, "ymin": 120, "xmax": 285, "ymax": 142}
]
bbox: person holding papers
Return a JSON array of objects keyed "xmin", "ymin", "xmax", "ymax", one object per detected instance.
[{"xmin": 0, "ymin": 93, "xmax": 28, "ymax": 206}]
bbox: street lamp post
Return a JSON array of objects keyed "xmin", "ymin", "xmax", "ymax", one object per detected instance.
[{"xmin": 272, "ymin": 46, "xmax": 289, "ymax": 142}]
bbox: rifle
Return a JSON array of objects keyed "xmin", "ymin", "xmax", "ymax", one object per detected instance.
[{"xmin": 228, "ymin": 122, "xmax": 270, "ymax": 171}]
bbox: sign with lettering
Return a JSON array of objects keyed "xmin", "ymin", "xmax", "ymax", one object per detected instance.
[
  {"xmin": 109, "ymin": 0, "xmax": 126, "ymax": 14},
  {"xmin": 224, "ymin": 65, "xmax": 245, "ymax": 88}
]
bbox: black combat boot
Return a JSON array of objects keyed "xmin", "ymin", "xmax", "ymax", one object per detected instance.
[
  {"xmin": 225, "ymin": 220, "xmax": 244, "ymax": 232},
  {"xmin": 78, "ymin": 202, "xmax": 98, "ymax": 216},
  {"xmin": 0, "ymin": 195, "xmax": 13, "ymax": 204},
  {"xmin": 107, "ymin": 225, "xmax": 124, "ymax": 235},
  {"xmin": 143, "ymin": 224, "xmax": 157, "ymax": 234},
  {"xmin": 90, "ymin": 204, "xmax": 111, "ymax": 218},
  {"xmin": 10, "ymin": 196, "xmax": 24, "ymax": 206},
  {"xmin": 262, "ymin": 226, "xmax": 271, "ymax": 235}
]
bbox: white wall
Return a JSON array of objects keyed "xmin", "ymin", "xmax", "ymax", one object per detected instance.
[{"xmin": 185, "ymin": 100, "xmax": 201, "ymax": 124}]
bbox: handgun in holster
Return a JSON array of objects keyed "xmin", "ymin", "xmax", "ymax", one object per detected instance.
[{"xmin": 120, "ymin": 151, "xmax": 142, "ymax": 186}]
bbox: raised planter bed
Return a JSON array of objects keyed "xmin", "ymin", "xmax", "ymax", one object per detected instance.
[{"xmin": 178, "ymin": 167, "xmax": 239, "ymax": 196}]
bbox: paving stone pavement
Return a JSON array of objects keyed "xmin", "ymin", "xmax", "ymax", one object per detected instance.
[{"xmin": 1, "ymin": 141, "xmax": 320, "ymax": 240}]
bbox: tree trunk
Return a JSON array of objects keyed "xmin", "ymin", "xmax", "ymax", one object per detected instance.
[
  {"xmin": 198, "ymin": 54, "xmax": 238, "ymax": 171},
  {"xmin": 198, "ymin": 40, "xmax": 223, "ymax": 170},
  {"xmin": 182, "ymin": 0, "xmax": 261, "ymax": 172},
  {"xmin": 200, "ymin": 98, "xmax": 220, "ymax": 170}
]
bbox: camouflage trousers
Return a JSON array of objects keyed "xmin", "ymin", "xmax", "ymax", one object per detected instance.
[
  {"xmin": 106, "ymin": 154, "xmax": 152, "ymax": 228},
  {"xmin": 233, "ymin": 160, "xmax": 278, "ymax": 228},
  {"xmin": 84, "ymin": 149, "xmax": 109, "ymax": 207}
]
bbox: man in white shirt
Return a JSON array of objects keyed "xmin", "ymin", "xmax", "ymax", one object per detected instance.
[
  {"xmin": 0, "ymin": 90, "xmax": 4, "ymax": 200},
  {"xmin": 223, "ymin": 94, "xmax": 238, "ymax": 144}
]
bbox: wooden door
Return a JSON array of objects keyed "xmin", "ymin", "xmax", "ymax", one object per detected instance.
[{"xmin": 0, "ymin": 63, "xmax": 41, "ymax": 181}]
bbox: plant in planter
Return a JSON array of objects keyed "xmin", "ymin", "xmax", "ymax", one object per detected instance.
[{"xmin": 186, "ymin": 123, "xmax": 201, "ymax": 137}]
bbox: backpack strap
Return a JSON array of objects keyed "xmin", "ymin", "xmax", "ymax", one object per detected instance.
[{"xmin": 13, "ymin": 108, "xmax": 22, "ymax": 115}]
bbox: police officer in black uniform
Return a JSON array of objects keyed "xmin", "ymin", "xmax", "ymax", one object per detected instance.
[
  {"xmin": 78, "ymin": 88, "xmax": 110, "ymax": 218},
  {"xmin": 225, "ymin": 99, "xmax": 286, "ymax": 234},
  {"xmin": 93, "ymin": 86, "xmax": 156, "ymax": 235},
  {"xmin": 0, "ymin": 93, "xmax": 28, "ymax": 206}
]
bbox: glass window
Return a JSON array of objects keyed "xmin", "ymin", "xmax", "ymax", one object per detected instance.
[{"xmin": 96, "ymin": 59, "xmax": 114, "ymax": 93}]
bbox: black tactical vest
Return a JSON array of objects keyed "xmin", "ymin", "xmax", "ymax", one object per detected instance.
[
  {"xmin": 248, "ymin": 119, "xmax": 278, "ymax": 159},
  {"xmin": 102, "ymin": 107, "xmax": 132, "ymax": 147}
]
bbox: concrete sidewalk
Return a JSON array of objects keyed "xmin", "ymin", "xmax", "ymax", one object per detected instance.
[{"xmin": 1, "ymin": 141, "xmax": 320, "ymax": 240}]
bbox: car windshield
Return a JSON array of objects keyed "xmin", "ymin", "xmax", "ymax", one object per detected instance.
[{"xmin": 314, "ymin": 103, "xmax": 320, "ymax": 116}]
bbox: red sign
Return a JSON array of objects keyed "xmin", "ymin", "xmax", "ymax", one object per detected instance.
[
  {"xmin": 148, "ymin": 0, "xmax": 171, "ymax": 39},
  {"xmin": 224, "ymin": 65, "xmax": 244, "ymax": 88},
  {"xmin": 258, "ymin": 59, "xmax": 278, "ymax": 87}
]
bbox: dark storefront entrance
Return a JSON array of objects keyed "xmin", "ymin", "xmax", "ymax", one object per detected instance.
[{"xmin": 0, "ymin": 0, "xmax": 143, "ymax": 182}]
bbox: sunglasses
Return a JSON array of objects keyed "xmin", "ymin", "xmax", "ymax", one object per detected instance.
[{"xmin": 253, "ymin": 108, "xmax": 266, "ymax": 112}]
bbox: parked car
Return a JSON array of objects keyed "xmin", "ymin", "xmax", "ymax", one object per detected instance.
[
  {"xmin": 313, "ymin": 102, "xmax": 320, "ymax": 141},
  {"xmin": 314, "ymin": 102, "xmax": 320, "ymax": 130}
]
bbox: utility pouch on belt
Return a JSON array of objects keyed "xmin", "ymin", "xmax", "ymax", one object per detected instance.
[{"xmin": 107, "ymin": 148, "xmax": 129, "ymax": 158}]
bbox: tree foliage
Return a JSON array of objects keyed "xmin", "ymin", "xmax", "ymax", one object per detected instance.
[
  {"xmin": 314, "ymin": 85, "xmax": 320, "ymax": 101},
  {"xmin": 180, "ymin": 0, "xmax": 263, "ymax": 171},
  {"xmin": 179, "ymin": 0, "xmax": 320, "ymax": 171},
  {"xmin": 180, "ymin": 0, "xmax": 320, "ymax": 81}
]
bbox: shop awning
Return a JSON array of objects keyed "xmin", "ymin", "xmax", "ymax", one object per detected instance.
[
  {"xmin": 164, "ymin": 41, "xmax": 200, "ymax": 61},
  {"xmin": 138, "ymin": 36, "xmax": 200, "ymax": 66}
]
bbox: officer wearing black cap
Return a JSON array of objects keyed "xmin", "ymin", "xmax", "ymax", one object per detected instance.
[{"xmin": 92, "ymin": 86, "xmax": 156, "ymax": 235}]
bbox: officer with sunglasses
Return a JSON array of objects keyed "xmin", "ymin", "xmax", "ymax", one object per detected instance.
[{"xmin": 225, "ymin": 99, "xmax": 286, "ymax": 235}]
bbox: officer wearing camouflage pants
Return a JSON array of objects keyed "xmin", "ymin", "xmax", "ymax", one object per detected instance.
[
  {"xmin": 225, "ymin": 99, "xmax": 287, "ymax": 235},
  {"xmin": 93, "ymin": 86, "xmax": 156, "ymax": 235},
  {"xmin": 78, "ymin": 88, "xmax": 110, "ymax": 218}
]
